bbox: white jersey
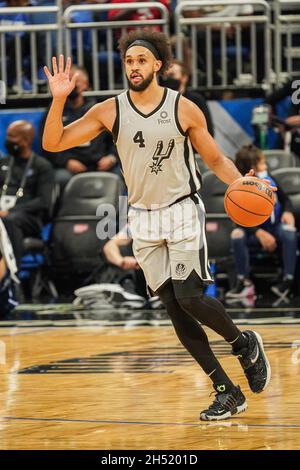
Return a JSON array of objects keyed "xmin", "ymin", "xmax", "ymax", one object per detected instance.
[{"xmin": 112, "ymin": 88, "xmax": 201, "ymax": 209}]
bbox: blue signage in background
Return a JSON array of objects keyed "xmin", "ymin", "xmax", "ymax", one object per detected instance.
[{"xmin": 0, "ymin": 98, "xmax": 291, "ymax": 158}]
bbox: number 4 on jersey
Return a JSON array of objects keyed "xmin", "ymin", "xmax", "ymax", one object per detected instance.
[{"xmin": 133, "ymin": 131, "xmax": 145, "ymax": 148}]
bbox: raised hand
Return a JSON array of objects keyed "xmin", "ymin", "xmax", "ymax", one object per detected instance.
[{"xmin": 44, "ymin": 55, "xmax": 78, "ymax": 100}]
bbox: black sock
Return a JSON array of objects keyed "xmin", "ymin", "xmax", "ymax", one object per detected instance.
[
  {"xmin": 231, "ymin": 332, "xmax": 249, "ymax": 352},
  {"xmin": 209, "ymin": 366, "xmax": 234, "ymax": 391},
  {"xmin": 213, "ymin": 382, "xmax": 235, "ymax": 394}
]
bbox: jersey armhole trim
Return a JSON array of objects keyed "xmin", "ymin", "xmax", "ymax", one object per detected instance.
[
  {"xmin": 112, "ymin": 96, "xmax": 120, "ymax": 143},
  {"xmin": 175, "ymin": 93, "xmax": 187, "ymax": 137}
]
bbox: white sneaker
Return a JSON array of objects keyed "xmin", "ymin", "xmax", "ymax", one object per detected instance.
[
  {"xmin": 74, "ymin": 283, "xmax": 146, "ymax": 309},
  {"xmin": 225, "ymin": 279, "xmax": 255, "ymax": 299},
  {"xmin": 148, "ymin": 296, "xmax": 164, "ymax": 309}
]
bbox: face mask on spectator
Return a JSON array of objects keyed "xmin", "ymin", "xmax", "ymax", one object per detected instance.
[
  {"xmin": 5, "ymin": 139, "xmax": 22, "ymax": 158},
  {"xmin": 256, "ymin": 170, "xmax": 268, "ymax": 179},
  {"xmin": 68, "ymin": 86, "xmax": 80, "ymax": 101},
  {"xmin": 160, "ymin": 78, "xmax": 181, "ymax": 91}
]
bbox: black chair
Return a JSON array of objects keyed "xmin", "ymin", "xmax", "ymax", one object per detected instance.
[
  {"xmin": 205, "ymin": 214, "xmax": 235, "ymax": 293},
  {"xmin": 205, "ymin": 214, "xmax": 233, "ymax": 260},
  {"xmin": 20, "ymin": 184, "xmax": 60, "ymax": 302},
  {"xmin": 57, "ymin": 172, "xmax": 120, "ymax": 218},
  {"xmin": 272, "ymin": 168, "xmax": 300, "ymax": 229},
  {"xmin": 201, "ymin": 171, "xmax": 227, "ymax": 214},
  {"xmin": 51, "ymin": 172, "xmax": 120, "ymax": 277},
  {"xmin": 264, "ymin": 150, "xmax": 297, "ymax": 172}
]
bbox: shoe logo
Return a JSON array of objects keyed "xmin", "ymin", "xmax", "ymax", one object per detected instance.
[
  {"xmin": 250, "ymin": 346, "xmax": 259, "ymax": 364},
  {"xmin": 216, "ymin": 384, "xmax": 226, "ymax": 393}
]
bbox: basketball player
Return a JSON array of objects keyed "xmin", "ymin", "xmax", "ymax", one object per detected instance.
[{"xmin": 43, "ymin": 30, "xmax": 271, "ymax": 421}]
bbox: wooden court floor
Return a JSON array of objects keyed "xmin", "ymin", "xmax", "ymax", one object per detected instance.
[{"xmin": 0, "ymin": 323, "xmax": 300, "ymax": 450}]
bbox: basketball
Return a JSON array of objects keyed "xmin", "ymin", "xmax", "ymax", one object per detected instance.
[{"xmin": 224, "ymin": 177, "xmax": 275, "ymax": 227}]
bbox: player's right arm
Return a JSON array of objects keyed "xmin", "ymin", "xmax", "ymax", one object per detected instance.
[
  {"xmin": 42, "ymin": 55, "xmax": 114, "ymax": 152},
  {"xmin": 179, "ymin": 96, "xmax": 242, "ymax": 185}
]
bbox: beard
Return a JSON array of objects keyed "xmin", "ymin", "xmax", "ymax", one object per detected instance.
[{"xmin": 127, "ymin": 71, "xmax": 154, "ymax": 91}]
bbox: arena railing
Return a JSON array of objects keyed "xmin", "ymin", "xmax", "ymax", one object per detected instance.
[
  {"xmin": 1, "ymin": 1, "xmax": 297, "ymax": 99},
  {"xmin": 273, "ymin": 0, "xmax": 300, "ymax": 83},
  {"xmin": 0, "ymin": 2, "xmax": 63, "ymax": 98},
  {"xmin": 175, "ymin": 0, "xmax": 272, "ymax": 91},
  {"xmin": 63, "ymin": 3, "xmax": 170, "ymax": 97},
  {"xmin": 0, "ymin": 2, "xmax": 169, "ymax": 99}
]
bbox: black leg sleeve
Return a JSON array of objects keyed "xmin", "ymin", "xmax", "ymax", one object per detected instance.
[
  {"xmin": 157, "ymin": 279, "xmax": 234, "ymax": 385},
  {"xmin": 173, "ymin": 271, "xmax": 242, "ymax": 344}
]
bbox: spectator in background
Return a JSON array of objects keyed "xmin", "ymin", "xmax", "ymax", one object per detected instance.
[
  {"xmin": 161, "ymin": 59, "xmax": 214, "ymax": 137},
  {"xmin": 108, "ymin": 0, "xmax": 170, "ymax": 31},
  {"xmin": 103, "ymin": 225, "xmax": 146, "ymax": 298},
  {"xmin": 102, "ymin": 225, "xmax": 162, "ymax": 308},
  {"xmin": 0, "ymin": 0, "xmax": 32, "ymax": 91},
  {"xmin": 74, "ymin": 224, "xmax": 162, "ymax": 310},
  {"xmin": 0, "ymin": 120, "xmax": 54, "ymax": 274},
  {"xmin": 226, "ymin": 144, "xmax": 297, "ymax": 301},
  {"xmin": 265, "ymin": 76, "xmax": 300, "ymax": 161},
  {"xmin": 187, "ymin": 1, "xmax": 265, "ymax": 85},
  {"xmin": 39, "ymin": 65, "xmax": 119, "ymax": 189},
  {"xmin": 108, "ymin": 0, "xmax": 192, "ymax": 72}
]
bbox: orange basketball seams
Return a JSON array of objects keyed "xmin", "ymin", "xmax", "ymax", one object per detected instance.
[{"xmin": 224, "ymin": 177, "xmax": 275, "ymax": 227}]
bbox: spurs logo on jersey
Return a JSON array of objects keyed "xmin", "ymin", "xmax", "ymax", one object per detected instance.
[
  {"xmin": 175, "ymin": 263, "xmax": 187, "ymax": 277},
  {"xmin": 113, "ymin": 88, "xmax": 201, "ymax": 209},
  {"xmin": 149, "ymin": 139, "xmax": 175, "ymax": 174}
]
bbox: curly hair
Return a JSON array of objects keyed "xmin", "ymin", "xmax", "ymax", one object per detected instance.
[{"xmin": 118, "ymin": 29, "xmax": 173, "ymax": 76}]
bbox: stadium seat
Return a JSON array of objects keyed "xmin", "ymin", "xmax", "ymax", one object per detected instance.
[
  {"xmin": 205, "ymin": 214, "xmax": 233, "ymax": 260},
  {"xmin": 272, "ymin": 168, "xmax": 300, "ymax": 229},
  {"xmin": 51, "ymin": 172, "xmax": 120, "ymax": 278},
  {"xmin": 264, "ymin": 150, "xmax": 297, "ymax": 171},
  {"xmin": 20, "ymin": 184, "xmax": 60, "ymax": 302},
  {"xmin": 201, "ymin": 170, "xmax": 227, "ymax": 214},
  {"xmin": 205, "ymin": 214, "xmax": 235, "ymax": 295},
  {"xmin": 20, "ymin": 223, "xmax": 58, "ymax": 302}
]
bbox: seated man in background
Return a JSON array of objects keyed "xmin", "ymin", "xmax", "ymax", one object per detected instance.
[
  {"xmin": 102, "ymin": 225, "xmax": 162, "ymax": 309},
  {"xmin": 0, "ymin": 120, "xmax": 54, "ymax": 282},
  {"xmin": 226, "ymin": 144, "xmax": 297, "ymax": 300},
  {"xmin": 265, "ymin": 75, "xmax": 300, "ymax": 161},
  {"xmin": 161, "ymin": 59, "xmax": 214, "ymax": 138},
  {"xmin": 39, "ymin": 66, "xmax": 118, "ymax": 189}
]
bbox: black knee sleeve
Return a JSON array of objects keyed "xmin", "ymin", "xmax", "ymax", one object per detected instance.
[
  {"xmin": 156, "ymin": 278, "xmax": 175, "ymax": 305},
  {"xmin": 157, "ymin": 276, "xmax": 228, "ymax": 377},
  {"xmin": 173, "ymin": 270, "xmax": 205, "ymax": 301}
]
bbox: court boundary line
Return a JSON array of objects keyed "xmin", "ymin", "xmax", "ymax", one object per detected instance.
[
  {"xmin": 1, "ymin": 416, "xmax": 300, "ymax": 430},
  {"xmin": 1, "ymin": 318, "xmax": 300, "ymax": 329}
]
